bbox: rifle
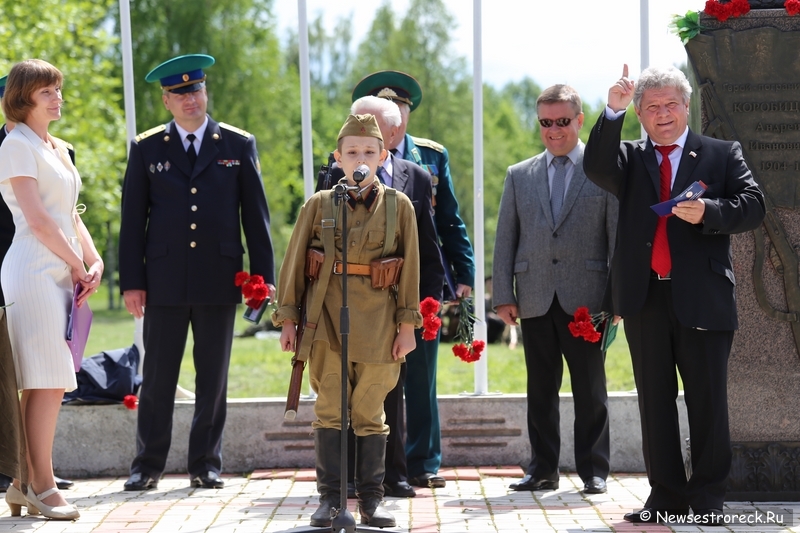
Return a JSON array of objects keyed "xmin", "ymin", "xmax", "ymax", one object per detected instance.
[{"xmin": 284, "ymin": 285, "xmax": 308, "ymax": 420}]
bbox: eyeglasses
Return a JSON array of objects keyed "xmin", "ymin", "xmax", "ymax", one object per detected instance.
[{"xmin": 538, "ymin": 117, "xmax": 575, "ymax": 128}]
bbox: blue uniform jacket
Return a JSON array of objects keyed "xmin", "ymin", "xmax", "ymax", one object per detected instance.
[{"xmin": 119, "ymin": 117, "xmax": 274, "ymax": 305}]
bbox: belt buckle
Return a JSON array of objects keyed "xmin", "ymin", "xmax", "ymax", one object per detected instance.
[
  {"xmin": 656, "ymin": 271, "xmax": 671, "ymax": 281},
  {"xmin": 333, "ymin": 260, "xmax": 343, "ymax": 275}
]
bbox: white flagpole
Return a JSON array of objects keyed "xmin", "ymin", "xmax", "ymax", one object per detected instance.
[
  {"xmin": 472, "ymin": 0, "xmax": 488, "ymax": 395},
  {"xmin": 640, "ymin": 0, "xmax": 649, "ymax": 138},
  {"xmin": 298, "ymin": 0, "xmax": 314, "ymax": 200}
]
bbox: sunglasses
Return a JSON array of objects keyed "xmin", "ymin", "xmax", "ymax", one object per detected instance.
[{"xmin": 538, "ymin": 117, "xmax": 575, "ymax": 128}]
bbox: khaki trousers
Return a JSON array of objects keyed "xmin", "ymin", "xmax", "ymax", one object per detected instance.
[{"xmin": 309, "ymin": 341, "xmax": 400, "ymax": 436}]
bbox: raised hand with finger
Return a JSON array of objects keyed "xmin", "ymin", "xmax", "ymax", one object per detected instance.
[{"xmin": 608, "ymin": 63, "xmax": 635, "ymax": 112}]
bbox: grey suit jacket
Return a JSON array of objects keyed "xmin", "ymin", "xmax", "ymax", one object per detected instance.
[{"xmin": 492, "ymin": 144, "xmax": 618, "ymax": 318}]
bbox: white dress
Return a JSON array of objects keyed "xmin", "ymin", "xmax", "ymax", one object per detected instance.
[{"xmin": 0, "ymin": 123, "xmax": 82, "ymax": 391}]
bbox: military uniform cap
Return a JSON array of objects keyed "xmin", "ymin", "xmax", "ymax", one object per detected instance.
[
  {"xmin": 0, "ymin": 75, "xmax": 7, "ymax": 99},
  {"xmin": 145, "ymin": 54, "xmax": 215, "ymax": 94},
  {"xmin": 337, "ymin": 114, "xmax": 383, "ymax": 142},
  {"xmin": 352, "ymin": 70, "xmax": 422, "ymax": 112}
]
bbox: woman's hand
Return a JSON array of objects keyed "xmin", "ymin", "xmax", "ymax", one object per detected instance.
[{"xmin": 74, "ymin": 260, "xmax": 104, "ymax": 307}]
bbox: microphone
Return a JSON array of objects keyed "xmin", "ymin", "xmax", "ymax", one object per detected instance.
[{"xmin": 353, "ymin": 164, "xmax": 370, "ymax": 183}]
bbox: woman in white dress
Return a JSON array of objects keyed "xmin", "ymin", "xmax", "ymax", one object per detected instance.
[{"xmin": 0, "ymin": 59, "xmax": 103, "ymax": 520}]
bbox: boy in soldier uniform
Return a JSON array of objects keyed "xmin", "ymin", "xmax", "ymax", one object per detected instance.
[{"xmin": 273, "ymin": 113, "xmax": 421, "ymax": 528}]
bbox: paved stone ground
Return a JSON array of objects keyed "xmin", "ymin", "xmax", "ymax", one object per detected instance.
[{"xmin": 0, "ymin": 467, "xmax": 797, "ymax": 532}]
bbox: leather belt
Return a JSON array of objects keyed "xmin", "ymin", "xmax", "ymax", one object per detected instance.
[
  {"xmin": 333, "ymin": 261, "xmax": 371, "ymax": 276},
  {"xmin": 651, "ymin": 270, "xmax": 671, "ymax": 281}
]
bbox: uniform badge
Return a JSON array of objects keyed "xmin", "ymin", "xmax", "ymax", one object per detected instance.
[
  {"xmin": 217, "ymin": 160, "xmax": 240, "ymax": 167},
  {"xmin": 157, "ymin": 162, "xmax": 163, "ymax": 172},
  {"xmin": 149, "ymin": 164, "xmax": 156, "ymax": 173},
  {"xmin": 164, "ymin": 161, "xmax": 171, "ymax": 171}
]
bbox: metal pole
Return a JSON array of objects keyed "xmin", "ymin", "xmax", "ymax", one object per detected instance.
[
  {"xmin": 472, "ymin": 0, "xmax": 488, "ymax": 395},
  {"xmin": 640, "ymin": 0, "xmax": 649, "ymax": 138},
  {"xmin": 298, "ymin": 0, "xmax": 314, "ymax": 200}
]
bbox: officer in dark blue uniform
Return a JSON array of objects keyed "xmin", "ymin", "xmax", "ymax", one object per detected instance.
[
  {"xmin": 0, "ymin": 75, "xmax": 75, "ymax": 493},
  {"xmin": 352, "ymin": 71, "xmax": 476, "ymax": 488},
  {"xmin": 119, "ymin": 55, "xmax": 275, "ymax": 491}
]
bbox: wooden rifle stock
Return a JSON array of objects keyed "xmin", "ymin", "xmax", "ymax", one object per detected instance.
[{"xmin": 284, "ymin": 285, "xmax": 308, "ymax": 420}]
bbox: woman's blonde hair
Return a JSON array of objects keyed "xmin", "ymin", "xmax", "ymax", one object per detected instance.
[{"xmin": 1, "ymin": 59, "xmax": 63, "ymax": 124}]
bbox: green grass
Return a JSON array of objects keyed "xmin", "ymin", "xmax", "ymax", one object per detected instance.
[{"xmin": 85, "ymin": 284, "xmax": 639, "ymax": 398}]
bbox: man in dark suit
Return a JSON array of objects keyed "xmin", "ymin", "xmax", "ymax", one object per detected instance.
[
  {"xmin": 583, "ymin": 65, "xmax": 765, "ymax": 523},
  {"xmin": 0, "ymin": 75, "xmax": 74, "ymax": 493},
  {"xmin": 493, "ymin": 84, "xmax": 616, "ymax": 495},
  {"xmin": 316, "ymin": 96, "xmax": 444, "ymax": 498},
  {"xmin": 352, "ymin": 71, "xmax": 475, "ymax": 489},
  {"xmin": 119, "ymin": 54, "xmax": 275, "ymax": 491}
]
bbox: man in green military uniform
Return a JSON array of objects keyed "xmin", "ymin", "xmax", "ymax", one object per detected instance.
[
  {"xmin": 352, "ymin": 70, "xmax": 475, "ymax": 488},
  {"xmin": 273, "ymin": 114, "xmax": 422, "ymax": 528}
]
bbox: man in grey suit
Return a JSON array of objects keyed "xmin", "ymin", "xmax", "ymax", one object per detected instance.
[{"xmin": 492, "ymin": 84, "xmax": 617, "ymax": 494}]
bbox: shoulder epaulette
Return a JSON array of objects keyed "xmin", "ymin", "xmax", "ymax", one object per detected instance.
[
  {"xmin": 135, "ymin": 124, "xmax": 166, "ymax": 142},
  {"xmin": 219, "ymin": 122, "xmax": 251, "ymax": 138},
  {"xmin": 410, "ymin": 135, "xmax": 444, "ymax": 153}
]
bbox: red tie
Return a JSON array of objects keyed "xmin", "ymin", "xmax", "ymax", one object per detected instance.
[{"xmin": 652, "ymin": 144, "xmax": 678, "ymax": 277}]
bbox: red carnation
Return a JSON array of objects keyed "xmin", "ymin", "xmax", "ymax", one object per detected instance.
[
  {"xmin": 422, "ymin": 315, "xmax": 442, "ymax": 341},
  {"xmin": 420, "ymin": 297, "xmax": 440, "ymax": 317},
  {"xmin": 251, "ymin": 284, "xmax": 268, "ymax": 300},
  {"xmin": 472, "ymin": 339, "xmax": 486, "ymax": 355},
  {"xmin": 242, "ymin": 283, "xmax": 255, "ymax": 298},
  {"xmin": 235, "ymin": 271, "xmax": 250, "ymax": 287},
  {"xmin": 452, "ymin": 343, "xmax": 470, "ymax": 361},
  {"xmin": 787, "ymin": 0, "xmax": 800, "ymax": 15},
  {"xmin": 248, "ymin": 275, "xmax": 265, "ymax": 286},
  {"xmin": 123, "ymin": 394, "xmax": 138, "ymax": 410}
]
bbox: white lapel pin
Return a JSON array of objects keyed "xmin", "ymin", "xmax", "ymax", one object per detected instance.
[{"xmin": 689, "ymin": 151, "xmax": 697, "ymax": 158}]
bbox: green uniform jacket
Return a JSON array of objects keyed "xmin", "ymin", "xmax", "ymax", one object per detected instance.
[
  {"xmin": 274, "ymin": 183, "xmax": 422, "ymax": 364},
  {"xmin": 402, "ymin": 133, "xmax": 475, "ymax": 290}
]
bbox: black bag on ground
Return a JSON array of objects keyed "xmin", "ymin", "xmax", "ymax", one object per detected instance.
[{"xmin": 63, "ymin": 345, "xmax": 141, "ymax": 404}]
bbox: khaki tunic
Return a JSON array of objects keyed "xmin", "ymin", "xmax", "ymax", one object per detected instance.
[{"xmin": 273, "ymin": 183, "xmax": 422, "ymax": 363}]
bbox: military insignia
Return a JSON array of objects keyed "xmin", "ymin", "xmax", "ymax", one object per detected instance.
[
  {"xmin": 411, "ymin": 135, "xmax": 445, "ymax": 153},
  {"xmin": 422, "ymin": 164, "xmax": 439, "ymax": 178},
  {"xmin": 182, "ymin": 74, "xmax": 190, "ymax": 82},
  {"xmin": 217, "ymin": 160, "xmax": 240, "ymax": 167},
  {"xmin": 164, "ymin": 135, "xmax": 170, "ymax": 142},
  {"xmin": 135, "ymin": 124, "xmax": 166, "ymax": 142},
  {"xmin": 212, "ymin": 133, "xmax": 220, "ymax": 140},
  {"xmin": 377, "ymin": 87, "xmax": 399, "ymax": 99},
  {"xmin": 219, "ymin": 122, "xmax": 251, "ymax": 138},
  {"xmin": 149, "ymin": 164, "xmax": 156, "ymax": 173},
  {"xmin": 157, "ymin": 162, "xmax": 163, "ymax": 172},
  {"xmin": 164, "ymin": 161, "xmax": 171, "ymax": 171}
]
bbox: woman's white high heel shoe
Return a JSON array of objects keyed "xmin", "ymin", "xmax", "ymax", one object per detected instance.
[
  {"xmin": 24, "ymin": 486, "xmax": 79, "ymax": 520},
  {"xmin": 5, "ymin": 485, "xmax": 40, "ymax": 516}
]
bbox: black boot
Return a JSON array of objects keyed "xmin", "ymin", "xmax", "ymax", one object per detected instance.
[
  {"xmin": 310, "ymin": 428, "xmax": 342, "ymax": 527},
  {"xmin": 355, "ymin": 434, "xmax": 396, "ymax": 528}
]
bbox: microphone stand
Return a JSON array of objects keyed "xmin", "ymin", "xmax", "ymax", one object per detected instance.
[{"xmin": 279, "ymin": 174, "xmax": 388, "ymax": 533}]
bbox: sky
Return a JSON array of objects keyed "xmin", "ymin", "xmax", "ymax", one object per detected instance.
[{"xmin": 274, "ymin": 0, "xmax": 703, "ymax": 105}]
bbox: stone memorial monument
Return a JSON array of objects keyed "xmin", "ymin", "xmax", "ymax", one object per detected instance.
[{"xmin": 683, "ymin": 0, "xmax": 800, "ymax": 501}]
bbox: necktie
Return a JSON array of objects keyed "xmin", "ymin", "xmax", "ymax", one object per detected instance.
[
  {"xmin": 652, "ymin": 144, "xmax": 678, "ymax": 277},
  {"xmin": 550, "ymin": 155, "xmax": 568, "ymax": 220},
  {"xmin": 378, "ymin": 166, "xmax": 391, "ymax": 187},
  {"xmin": 390, "ymin": 148, "xmax": 399, "ymax": 156},
  {"xmin": 186, "ymin": 133, "xmax": 198, "ymax": 169}
]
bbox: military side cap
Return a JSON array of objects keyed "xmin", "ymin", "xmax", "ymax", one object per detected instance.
[
  {"xmin": 145, "ymin": 54, "xmax": 215, "ymax": 94},
  {"xmin": 0, "ymin": 75, "xmax": 7, "ymax": 99},
  {"xmin": 352, "ymin": 70, "xmax": 422, "ymax": 111},
  {"xmin": 337, "ymin": 114, "xmax": 383, "ymax": 142}
]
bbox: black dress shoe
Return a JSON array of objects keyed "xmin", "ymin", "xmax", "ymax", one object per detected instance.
[
  {"xmin": 509, "ymin": 474, "xmax": 559, "ymax": 491},
  {"xmin": 581, "ymin": 476, "xmax": 606, "ymax": 494},
  {"xmin": 124, "ymin": 472, "xmax": 158, "ymax": 491},
  {"xmin": 0, "ymin": 473, "xmax": 11, "ymax": 492},
  {"xmin": 55, "ymin": 476, "xmax": 74, "ymax": 490},
  {"xmin": 693, "ymin": 508, "xmax": 725, "ymax": 526},
  {"xmin": 383, "ymin": 481, "xmax": 416, "ymax": 498},
  {"xmin": 624, "ymin": 508, "xmax": 688, "ymax": 523},
  {"xmin": 191, "ymin": 471, "xmax": 224, "ymax": 489},
  {"xmin": 408, "ymin": 472, "xmax": 446, "ymax": 488}
]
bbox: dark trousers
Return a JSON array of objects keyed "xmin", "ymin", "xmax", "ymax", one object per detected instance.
[
  {"xmin": 519, "ymin": 295, "xmax": 610, "ymax": 482},
  {"xmin": 404, "ymin": 328, "xmax": 441, "ymax": 477},
  {"xmin": 348, "ymin": 362, "xmax": 408, "ymax": 484},
  {"xmin": 625, "ymin": 279, "xmax": 733, "ymax": 511},
  {"xmin": 131, "ymin": 304, "xmax": 236, "ymax": 478}
]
